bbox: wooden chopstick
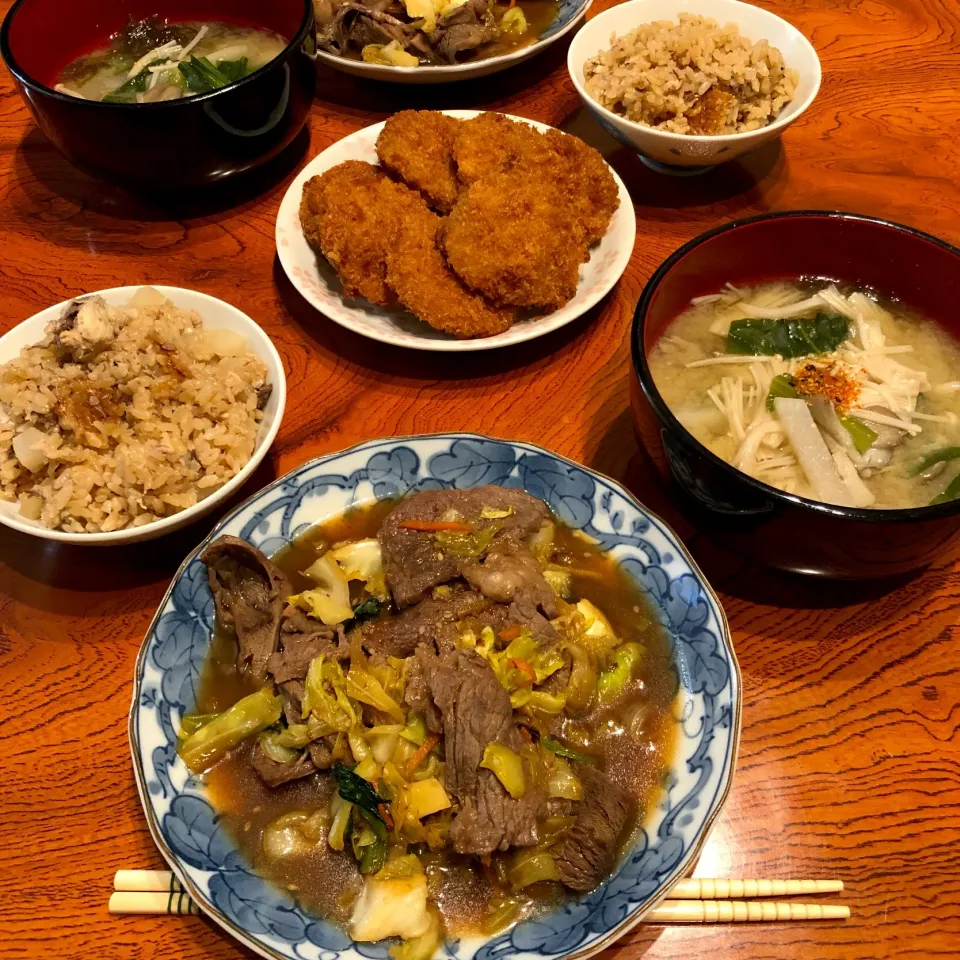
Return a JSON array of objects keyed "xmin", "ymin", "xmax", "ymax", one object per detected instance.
[
  {"xmin": 113, "ymin": 870, "xmax": 844, "ymax": 900},
  {"xmin": 110, "ymin": 871, "xmax": 850, "ymax": 922}
]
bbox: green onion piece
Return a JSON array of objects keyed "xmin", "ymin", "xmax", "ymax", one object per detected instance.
[
  {"xmin": 931, "ymin": 472, "xmax": 960, "ymax": 506},
  {"xmin": 540, "ymin": 737, "xmax": 595, "ymax": 764},
  {"xmin": 838, "ymin": 414, "xmax": 878, "ymax": 454},
  {"xmin": 177, "ymin": 55, "xmax": 229, "ymax": 94},
  {"xmin": 215, "ymin": 57, "xmax": 248, "ymax": 83},
  {"xmin": 102, "ymin": 68, "xmax": 151, "ymax": 103},
  {"xmin": 351, "ymin": 597, "xmax": 382, "ymax": 622},
  {"xmin": 910, "ymin": 446, "xmax": 960, "ymax": 477},
  {"xmin": 765, "ymin": 374, "xmax": 798, "ymax": 411}
]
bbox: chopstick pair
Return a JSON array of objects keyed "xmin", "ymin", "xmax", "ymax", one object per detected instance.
[{"xmin": 109, "ymin": 870, "xmax": 850, "ymax": 923}]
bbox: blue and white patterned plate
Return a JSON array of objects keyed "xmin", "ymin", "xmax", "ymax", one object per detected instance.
[{"xmin": 130, "ymin": 434, "xmax": 741, "ymax": 960}]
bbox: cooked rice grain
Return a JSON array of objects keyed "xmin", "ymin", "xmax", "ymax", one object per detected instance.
[
  {"xmin": 0, "ymin": 293, "xmax": 269, "ymax": 533},
  {"xmin": 584, "ymin": 14, "xmax": 798, "ymax": 135}
]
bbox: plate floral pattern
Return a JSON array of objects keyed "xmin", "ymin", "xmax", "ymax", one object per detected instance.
[
  {"xmin": 275, "ymin": 111, "xmax": 636, "ymax": 352},
  {"xmin": 130, "ymin": 435, "xmax": 740, "ymax": 960}
]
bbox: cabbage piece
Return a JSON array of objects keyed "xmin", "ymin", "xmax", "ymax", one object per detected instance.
[
  {"xmin": 303, "ymin": 657, "xmax": 357, "ymax": 729},
  {"xmin": 499, "ymin": 6, "xmax": 527, "ymax": 35},
  {"xmin": 361, "ymin": 40, "xmax": 419, "ymax": 66},
  {"xmin": 274, "ymin": 715, "xmax": 336, "ymax": 747},
  {"xmin": 293, "ymin": 553, "xmax": 354, "ymax": 624},
  {"xmin": 542, "ymin": 566, "xmax": 573, "ymax": 599},
  {"xmin": 259, "ymin": 731, "xmax": 301, "ymax": 764},
  {"xmin": 508, "ymin": 848, "xmax": 559, "ymax": 889},
  {"xmin": 563, "ymin": 641, "xmax": 596, "ymax": 712},
  {"xmin": 367, "ymin": 725, "xmax": 403, "ymax": 763},
  {"xmin": 522, "ymin": 691, "xmax": 567, "ymax": 716},
  {"xmin": 389, "ymin": 906, "xmax": 442, "ymax": 960},
  {"xmin": 330, "ymin": 539, "xmax": 388, "ymax": 600},
  {"xmin": 377, "ymin": 854, "xmax": 424, "ymax": 880},
  {"xmin": 402, "ymin": 0, "xmax": 438, "ymax": 32},
  {"xmin": 263, "ymin": 810, "xmax": 328, "ymax": 859},
  {"xmin": 480, "ymin": 743, "xmax": 525, "ymax": 799},
  {"xmin": 328, "ymin": 792, "xmax": 353, "ymax": 851},
  {"xmin": 597, "ymin": 642, "xmax": 644, "ymax": 703},
  {"xmin": 400, "ymin": 713, "xmax": 428, "ymax": 746},
  {"xmin": 544, "ymin": 754, "xmax": 582, "ymax": 800},
  {"xmin": 575, "ymin": 599, "xmax": 618, "ymax": 654},
  {"xmin": 177, "ymin": 688, "xmax": 281, "ymax": 773},
  {"xmin": 405, "ymin": 777, "xmax": 451, "ymax": 820},
  {"xmin": 347, "ymin": 665, "xmax": 406, "ymax": 723},
  {"xmin": 434, "ymin": 525, "xmax": 498, "ymax": 558},
  {"xmin": 351, "ymin": 874, "xmax": 432, "ymax": 941}
]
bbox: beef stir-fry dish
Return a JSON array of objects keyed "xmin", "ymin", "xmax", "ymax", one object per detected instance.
[
  {"xmin": 314, "ymin": 0, "xmax": 558, "ymax": 67},
  {"xmin": 178, "ymin": 487, "xmax": 678, "ymax": 954}
]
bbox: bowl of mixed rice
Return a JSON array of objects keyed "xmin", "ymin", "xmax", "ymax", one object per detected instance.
[
  {"xmin": 0, "ymin": 286, "xmax": 285, "ymax": 544},
  {"xmin": 568, "ymin": 0, "xmax": 821, "ymax": 173}
]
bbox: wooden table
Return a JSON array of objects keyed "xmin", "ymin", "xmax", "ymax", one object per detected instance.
[{"xmin": 2, "ymin": 1, "xmax": 959, "ymax": 957}]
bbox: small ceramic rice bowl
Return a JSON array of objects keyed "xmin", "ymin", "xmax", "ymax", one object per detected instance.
[
  {"xmin": 567, "ymin": 0, "xmax": 821, "ymax": 173},
  {"xmin": 0, "ymin": 286, "xmax": 286, "ymax": 545},
  {"xmin": 130, "ymin": 434, "xmax": 741, "ymax": 960}
]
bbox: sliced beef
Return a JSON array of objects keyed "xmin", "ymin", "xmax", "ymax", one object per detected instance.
[
  {"xmin": 429, "ymin": 649, "xmax": 543, "ymax": 854},
  {"xmin": 479, "ymin": 596, "xmax": 558, "ymax": 647},
  {"xmin": 308, "ymin": 740, "xmax": 335, "ymax": 770},
  {"xmin": 404, "ymin": 644, "xmax": 442, "ymax": 733},
  {"xmin": 363, "ymin": 589, "xmax": 490, "ymax": 659},
  {"xmin": 279, "ymin": 678, "xmax": 307, "ymax": 726},
  {"xmin": 318, "ymin": 1, "xmax": 418, "ymax": 54},
  {"xmin": 462, "ymin": 542, "xmax": 558, "ymax": 618},
  {"xmin": 251, "ymin": 741, "xmax": 317, "ymax": 787},
  {"xmin": 201, "ymin": 536, "xmax": 290, "ymax": 683},
  {"xmin": 268, "ymin": 608, "xmax": 344, "ymax": 684},
  {"xmin": 379, "ymin": 487, "xmax": 549, "ymax": 607},
  {"xmin": 433, "ymin": 0, "xmax": 498, "ymax": 62},
  {"xmin": 553, "ymin": 767, "xmax": 632, "ymax": 891}
]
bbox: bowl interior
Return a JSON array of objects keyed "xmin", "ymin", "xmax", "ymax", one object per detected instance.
[
  {"xmin": 5, "ymin": 0, "xmax": 308, "ymax": 87},
  {"xmin": 131, "ymin": 435, "xmax": 740, "ymax": 960},
  {"xmin": 0, "ymin": 285, "xmax": 285, "ymax": 544},
  {"xmin": 640, "ymin": 213, "xmax": 960, "ymax": 354},
  {"xmin": 569, "ymin": 0, "xmax": 820, "ymax": 138}
]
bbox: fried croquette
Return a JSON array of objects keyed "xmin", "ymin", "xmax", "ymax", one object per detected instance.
[
  {"xmin": 376, "ymin": 110, "xmax": 462, "ymax": 213},
  {"xmin": 441, "ymin": 171, "xmax": 591, "ymax": 310},
  {"xmin": 299, "ymin": 161, "xmax": 426, "ymax": 306},
  {"xmin": 452, "ymin": 112, "xmax": 554, "ymax": 186},
  {"xmin": 385, "ymin": 205, "xmax": 514, "ymax": 338},
  {"xmin": 540, "ymin": 128, "xmax": 620, "ymax": 245}
]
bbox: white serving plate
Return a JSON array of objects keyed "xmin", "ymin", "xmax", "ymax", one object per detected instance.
[
  {"xmin": 275, "ymin": 110, "xmax": 636, "ymax": 351},
  {"xmin": 0, "ymin": 286, "xmax": 286, "ymax": 545}
]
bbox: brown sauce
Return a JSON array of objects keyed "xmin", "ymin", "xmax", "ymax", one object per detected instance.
[{"xmin": 196, "ymin": 501, "xmax": 679, "ymax": 935}]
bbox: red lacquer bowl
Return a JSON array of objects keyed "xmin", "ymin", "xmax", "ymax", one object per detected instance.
[
  {"xmin": 0, "ymin": 0, "xmax": 316, "ymax": 190},
  {"xmin": 630, "ymin": 210, "xmax": 960, "ymax": 579}
]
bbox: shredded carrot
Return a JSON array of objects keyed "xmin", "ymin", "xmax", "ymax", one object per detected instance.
[
  {"xmin": 378, "ymin": 803, "xmax": 395, "ymax": 830},
  {"xmin": 499, "ymin": 624, "xmax": 522, "ymax": 641},
  {"xmin": 399, "ymin": 520, "xmax": 474, "ymax": 533},
  {"xmin": 511, "ymin": 659, "xmax": 537, "ymax": 685},
  {"xmin": 507, "ymin": 0, "xmax": 516, "ymax": 8},
  {"xmin": 518, "ymin": 726, "xmax": 533, "ymax": 745},
  {"xmin": 405, "ymin": 732, "xmax": 441, "ymax": 776}
]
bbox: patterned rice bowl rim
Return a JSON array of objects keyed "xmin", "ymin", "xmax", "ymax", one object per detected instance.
[{"xmin": 129, "ymin": 433, "xmax": 741, "ymax": 960}]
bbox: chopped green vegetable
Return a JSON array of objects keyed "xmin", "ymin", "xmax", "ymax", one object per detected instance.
[
  {"xmin": 178, "ymin": 55, "xmax": 230, "ymax": 93},
  {"xmin": 931, "ymin": 471, "xmax": 960, "ymax": 505},
  {"xmin": 563, "ymin": 640, "xmax": 596, "ymax": 712},
  {"xmin": 178, "ymin": 713, "xmax": 218, "ymax": 738},
  {"xmin": 259, "ymin": 730, "xmax": 302, "ymax": 765},
  {"xmin": 480, "ymin": 743, "xmax": 526, "ymax": 798},
  {"xmin": 303, "ymin": 656, "xmax": 357, "ymax": 729},
  {"xmin": 541, "ymin": 737, "xmax": 595, "ymax": 764},
  {"xmin": 727, "ymin": 313, "xmax": 850, "ymax": 358},
  {"xmin": 332, "ymin": 763, "xmax": 389, "ymax": 873},
  {"xmin": 508, "ymin": 848, "xmax": 559, "ymax": 889},
  {"xmin": 352, "ymin": 597, "xmax": 382, "ymax": 622},
  {"xmin": 102, "ymin": 68, "xmax": 150, "ymax": 103},
  {"xmin": 765, "ymin": 373, "xmax": 799, "ymax": 410},
  {"xmin": 910, "ymin": 446, "xmax": 960, "ymax": 477},
  {"xmin": 215, "ymin": 57, "xmax": 248, "ymax": 83},
  {"xmin": 346, "ymin": 664, "xmax": 405, "ymax": 722},
  {"xmin": 434, "ymin": 525, "xmax": 498, "ymax": 558},
  {"xmin": 499, "ymin": 6, "xmax": 528, "ymax": 35},
  {"xmin": 177, "ymin": 688, "xmax": 282, "ymax": 773},
  {"xmin": 838, "ymin": 414, "xmax": 878, "ymax": 454},
  {"xmin": 597, "ymin": 642, "xmax": 644, "ymax": 703},
  {"xmin": 400, "ymin": 712, "xmax": 428, "ymax": 746}
]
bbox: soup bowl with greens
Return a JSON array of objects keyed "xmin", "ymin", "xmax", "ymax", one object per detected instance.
[
  {"xmin": 131, "ymin": 434, "xmax": 740, "ymax": 960},
  {"xmin": 0, "ymin": 0, "xmax": 315, "ymax": 190},
  {"xmin": 632, "ymin": 210, "xmax": 960, "ymax": 579}
]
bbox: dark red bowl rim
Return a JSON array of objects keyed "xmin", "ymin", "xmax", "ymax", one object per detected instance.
[
  {"xmin": 631, "ymin": 209, "xmax": 960, "ymax": 524},
  {"xmin": 0, "ymin": 0, "xmax": 314, "ymax": 109}
]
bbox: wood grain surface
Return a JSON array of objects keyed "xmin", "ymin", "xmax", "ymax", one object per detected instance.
[{"xmin": 1, "ymin": 1, "xmax": 959, "ymax": 958}]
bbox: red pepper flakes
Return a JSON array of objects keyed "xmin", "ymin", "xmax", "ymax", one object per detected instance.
[{"xmin": 792, "ymin": 362, "xmax": 861, "ymax": 411}]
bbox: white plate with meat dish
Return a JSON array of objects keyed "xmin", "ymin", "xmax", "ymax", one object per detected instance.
[
  {"xmin": 275, "ymin": 109, "xmax": 635, "ymax": 352},
  {"xmin": 313, "ymin": 0, "xmax": 592, "ymax": 84},
  {"xmin": 130, "ymin": 433, "xmax": 740, "ymax": 960}
]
